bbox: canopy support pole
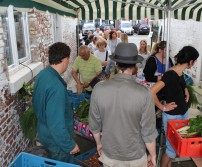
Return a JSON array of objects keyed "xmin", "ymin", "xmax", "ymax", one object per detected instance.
[{"xmin": 165, "ymin": 0, "xmax": 171, "ymax": 71}]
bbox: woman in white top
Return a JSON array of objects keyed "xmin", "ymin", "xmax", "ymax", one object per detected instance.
[
  {"xmin": 107, "ymin": 30, "xmax": 121, "ymax": 56},
  {"xmin": 138, "ymin": 40, "xmax": 150, "ymax": 68},
  {"xmin": 94, "ymin": 39, "xmax": 111, "ymax": 70}
]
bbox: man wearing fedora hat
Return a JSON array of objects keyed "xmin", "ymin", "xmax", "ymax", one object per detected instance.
[{"xmin": 89, "ymin": 43, "xmax": 158, "ymax": 167}]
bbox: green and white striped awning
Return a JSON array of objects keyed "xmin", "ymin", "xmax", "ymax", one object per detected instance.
[
  {"xmin": 75, "ymin": 0, "xmax": 202, "ymax": 21},
  {"xmin": 60, "ymin": 0, "xmax": 202, "ymax": 21},
  {"xmin": 0, "ymin": 0, "xmax": 201, "ymax": 21}
]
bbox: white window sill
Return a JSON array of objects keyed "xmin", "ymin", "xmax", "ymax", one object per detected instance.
[{"xmin": 8, "ymin": 62, "xmax": 44, "ymax": 94}]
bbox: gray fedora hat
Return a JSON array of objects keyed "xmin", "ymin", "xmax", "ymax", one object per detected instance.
[{"xmin": 109, "ymin": 43, "xmax": 143, "ymax": 64}]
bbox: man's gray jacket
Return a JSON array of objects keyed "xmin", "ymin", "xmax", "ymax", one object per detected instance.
[{"xmin": 89, "ymin": 73, "xmax": 158, "ymax": 161}]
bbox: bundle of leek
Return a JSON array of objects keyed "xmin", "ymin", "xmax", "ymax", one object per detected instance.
[{"xmin": 177, "ymin": 115, "xmax": 202, "ymax": 138}]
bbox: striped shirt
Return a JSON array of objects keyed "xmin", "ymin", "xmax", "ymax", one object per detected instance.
[{"xmin": 72, "ymin": 55, "xmax": 102, "ymax": 91}]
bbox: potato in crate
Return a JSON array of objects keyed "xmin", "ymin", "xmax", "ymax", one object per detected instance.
[
  {"xmin": 9, "ymin": 152, "xmax": 79, "ymax": 167},
  {"xmin": 75, "ymin": 148, "xmax": 102, "ymax": 167}
]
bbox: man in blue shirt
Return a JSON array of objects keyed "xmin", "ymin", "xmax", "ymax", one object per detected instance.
[{"xmin": 32, "ymin": 42, "xmax": 79, "ymax": 163}]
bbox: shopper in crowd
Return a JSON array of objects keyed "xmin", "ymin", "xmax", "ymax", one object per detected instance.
[
  {"xmin": 93, "ymin": 27, "xmax": 100, "ymax": 37},
  {"xmin": 71, "ymin": 45, "xmax": 102, "ymax": 94},
  {"xmin": 85, "ymin": 32, "xmax": 93, "ymax": 45},
  {"xmin": 89, "ymin": 43, "xmax": 158, "ymax": 167},
  {"xmin": 138, "ymin": 40, "xmax": 150, "ymax": 68},
  {"xmin": 107, "ymin": 30, "xmax": 121, "ymax": 56},
  {"xmin": 143, "ymin": 41, "xmax": 173, "ymax": 83},
  {"xmin": 79, "ymin": 36, "xmax": 85, "ymax": 46},
  {"xmin": 151, "ymin": 42, "xmax": 158, "ymax": 56},
  {"xmin": 103, "ymin": 30, "xmax": 110, "ymax": 40},
  {"xmin": 116, "ymin": 30, "xmax": 122, "ymax": 39},
  {"xmin": 105, "ymin": 31, "xmax": 121, "ymax": 74},
  {"xmin": 32, "ymin": 42, "xmax": 79, "ymax": 163},
  {"xmin": 151, "ymin": 46, "xmax": 199, "ymax": 167},
  {"xmin": 88, "ymin": 36, "xmax": 99, "ymax": 54},
  {"xmin": 143, "ymin": 41, "xmax": 173, "ymax": 134},
  {"xmin": 120, "ymin": 33, "xmax": 128, "ymax": 43},
  {"xmin": 84, "ymin": 30, "xmax": 92, "ymax": 41},
  {"xmin": 94, "ymin": 38, "xmax": 111, "ymax": 71},
  {"xmin": 99, "ymin": 31, "xmax": 103, "ymax": 37}
]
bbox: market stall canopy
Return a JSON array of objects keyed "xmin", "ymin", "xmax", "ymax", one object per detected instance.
[
  {"xmin": 0, "ymin": 0, "xmax": 201, "ymax": 21},
  {"xmin": 76, "ymin": 0, "xmax": 202, "ymax": 21}
]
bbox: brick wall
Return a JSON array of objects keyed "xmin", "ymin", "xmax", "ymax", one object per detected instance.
[
  {"xmin": 0, "ymin": 8, "xmax": 55, "ymax": 166},
  {"xmin": 0, "ymin": 16, "xmax": 29, "ymax": 166},
  {"xmin": 0, "ymin": 7, "xmax": 77, "ymax": 165},
  {"xmin": 62, "ymin": 17, "xmax": 78, "ymax": 86},
  {"xmin": 29, "ymin": 9, "xmax": 54, "ymax": 67},
  {"xmin": 56, "ymin": 15, "xmax": 78, "ymax": 91}
]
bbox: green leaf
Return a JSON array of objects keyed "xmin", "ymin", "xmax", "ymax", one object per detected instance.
[
  {"xmin": 187, "ymin": 85, "xmax": 199, "ymax": 108},
  {"xmin": 20, "ymin": 106, "xmax": 37, "ymax": 141}
]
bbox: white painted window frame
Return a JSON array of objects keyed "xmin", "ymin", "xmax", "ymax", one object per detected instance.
[{"xmin": 7, "ymin": 5, "xmax": 31, "ymax": 72}]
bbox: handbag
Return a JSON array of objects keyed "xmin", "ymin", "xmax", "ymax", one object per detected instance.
[
  {"xmin": 88, "ymin": 71, "xmax": 110, "ymax": 88},
  {"xmin": 102, "ymin": 51, "xmax": 108, "ymax": 71}
]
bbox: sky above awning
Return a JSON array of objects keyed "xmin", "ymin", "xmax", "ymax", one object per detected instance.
[{"xmin": 0, "ymin": 0, "xmax": 201, "ymax": 21}]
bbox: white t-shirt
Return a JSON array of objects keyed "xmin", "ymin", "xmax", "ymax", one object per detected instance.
[
  {"xmin": 138, "ymin": 52, "xmax": 150, "ymax": 69},
  {"xmin": 94, "ymin": 50, "xmax": 111, "ymax": 62},
  {"xmin": 107, "ymin": 38, "xmax": 121, "ymax": 54},
  {"xmin": 93, "ymin": 31, "xmax": 100, "ymax": 37},
  {"xmin": 88, "ymin": 42, "xmax": 97, "ymax": 54}
]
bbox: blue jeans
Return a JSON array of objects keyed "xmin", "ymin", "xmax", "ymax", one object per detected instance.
[{"xmin": 162, "ymin": 111, "xmax": 188, "ymax": 158}]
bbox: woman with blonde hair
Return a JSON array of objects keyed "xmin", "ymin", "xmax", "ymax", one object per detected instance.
[
  {"xmin": 151, "ymin": 42, "xmax": 158, "ymax": 56},
  {"xmin": 138, "ymin": 40, "xmax": 150, "ymax": 67},
  {"xmin": 120, "ymin": 33, "xmax": 128, "ymax": 43},
  {"xmin": 143, "ymin": 41, "xmax": 173, "ymax": 82},
  {"xmin": 94, "ymin": 39, "xmax": 111, "ymax": 71}
]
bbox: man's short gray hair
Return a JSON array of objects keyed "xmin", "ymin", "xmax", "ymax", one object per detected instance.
[{"xmin": 79, "ymin": 45, "xmax": 89, "ymax": 53}]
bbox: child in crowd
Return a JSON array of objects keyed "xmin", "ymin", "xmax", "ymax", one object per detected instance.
[{"xmin": 94, "ymin": 39, "xmax": 111, "ymax": 71}]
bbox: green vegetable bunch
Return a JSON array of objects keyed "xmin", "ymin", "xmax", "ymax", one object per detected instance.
[
  {"xmin": 187, "ymin": 85, "xmax": 199, "ymax": 108},
  {"xmin": 187, "ymin": 115, "xmax": 202, "ymax": 137},
  {"xmin": 20, "ymin": 106, "xmax": 37, "ymax": 142},
  {"xmin": 19, "ymin": 82, "xmax": 34, "ymax": 105},
  {"xmin": 75, "ymin": 99, "xmax": 90, "ymax": 124},
  {"xmin": 19, "ymin": 82, "xmax": 37, "ymax": 142}
]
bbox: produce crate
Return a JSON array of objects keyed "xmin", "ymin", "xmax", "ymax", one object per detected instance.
[
  {"xmin": 75, "ymin": 148, "xmax": 102, "ymax": 167},
  {"xmin": 8, "ymin": 152, "xmax": 79, "ymax": 167},
  {"xmin": 167, "ymin": 120, "xmax": 202, "ymax": 157},
  {"xmin": 74, "ymin": 117, "xmax": 94, "ymax": 140}
]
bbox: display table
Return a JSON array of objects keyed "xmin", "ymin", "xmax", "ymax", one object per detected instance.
[
  {"xmin": 192, "ymin": 157, "xmax": 202, "ymax": 166},
  {"xmin": 74, "ymin": 117, "xmax": 94, "ymax": 141}
]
